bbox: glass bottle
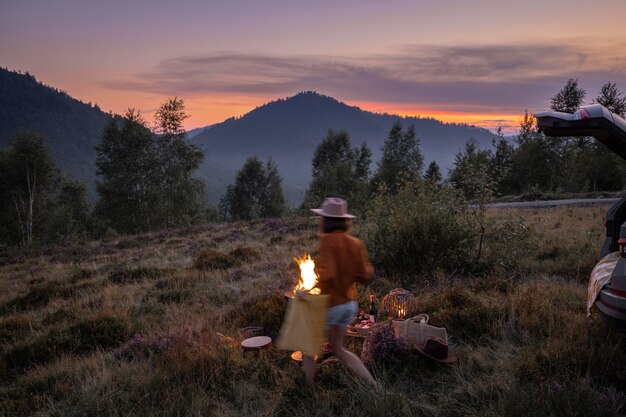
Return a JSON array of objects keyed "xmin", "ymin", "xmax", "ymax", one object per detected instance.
[{"xmin": 369, "ymin": 294, "xmax": 377, "ymax": 323}]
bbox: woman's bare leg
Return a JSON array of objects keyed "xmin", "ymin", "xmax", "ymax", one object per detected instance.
[
  {"xmin": 302, "ymin": 354, "xmax": 316, "ymax": 386},
  {"xmin": 329, "ymin": 326, "xmax": 379, "ymax": 387}
]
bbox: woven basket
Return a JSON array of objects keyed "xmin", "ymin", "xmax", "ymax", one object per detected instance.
[{"xmin": 392, "ymin": 314, "xmax": 448, "ymax": 345}]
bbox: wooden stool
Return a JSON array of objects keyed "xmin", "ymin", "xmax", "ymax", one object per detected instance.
[{"xmin": 241, "ymin": 336, "xmax": 272, "ymax": 354}]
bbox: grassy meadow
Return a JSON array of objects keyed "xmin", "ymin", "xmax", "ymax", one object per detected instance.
[{"xmin": 1, "ymin": 205, "xmax": 625, "ymax": 416}]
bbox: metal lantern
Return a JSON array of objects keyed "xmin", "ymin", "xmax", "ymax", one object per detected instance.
[{"xmin": 381, "ymin": 288, "xmax": 417, "ymax": 319}]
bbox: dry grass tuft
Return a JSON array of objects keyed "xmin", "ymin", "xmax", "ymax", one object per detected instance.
[{"xmin": 194, "ymin": 249, "xmax": 238, "ymax": 271}]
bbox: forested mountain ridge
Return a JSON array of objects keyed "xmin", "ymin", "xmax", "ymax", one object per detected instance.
[
  {"xmin": 194, "ymin": 91, "xmax": 499, "ymax": 204},
  {"xmin": 0, "ymin": 68, "xmax": 116, "ymax": 198},
  {"xmin": 1, "ymin": 68, "xmax": 500, "ymax": 205}
]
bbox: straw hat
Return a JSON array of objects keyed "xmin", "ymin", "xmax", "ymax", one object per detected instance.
[
  {"xmin": 310, "ymin": 197, "xmax": 355, "ymax": 218},
  {"xmin": 414, "ymin": 338, "xmax": 457, "ymax": 364}
]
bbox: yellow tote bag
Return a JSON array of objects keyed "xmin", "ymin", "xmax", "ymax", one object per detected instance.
[{"xmin": 276, "ymin": 294, "xmax": 330, "ymax": 357}]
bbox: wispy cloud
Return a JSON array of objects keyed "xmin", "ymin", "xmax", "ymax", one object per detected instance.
[{"xmin": 102, "ymin": 41, "xmax": 626, "ymax": 114}]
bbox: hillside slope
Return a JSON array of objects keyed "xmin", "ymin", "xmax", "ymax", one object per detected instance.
[
  {"xmin": 0, "ymin": 68, "xmax": 115, "ymax": 198},
  {"xmin": 195, "ymin": 91, "xmax": 499, "ymax": 204}
]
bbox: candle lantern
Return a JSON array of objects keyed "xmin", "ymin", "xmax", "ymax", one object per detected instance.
[{"xmin": 381, "ymin": 288, "xmax": 417, "ymax": 319}]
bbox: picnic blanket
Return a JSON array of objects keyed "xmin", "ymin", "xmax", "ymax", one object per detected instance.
[{"xmin": 587, "ymin": 252, "xmax": 620, "ymax": 317}]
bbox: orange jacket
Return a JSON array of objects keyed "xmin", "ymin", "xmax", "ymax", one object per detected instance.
[{"xmin": 315, "ymin": 230, "xmax": 374, "ymax": 307}]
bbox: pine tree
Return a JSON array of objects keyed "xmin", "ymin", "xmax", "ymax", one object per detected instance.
[
  {"xmin": 262, "ymin": 159, "xmax": 287, "ymax": 218},
  {"xmin": 371, "ymin": 121, "xmax": 424, "ymax": 194},
  {"xmin": 220, "ymin": 157, "xmax": 286, "ymax": 220},
  {"xmin": 490, "ymin": 135, "xmax": 515, "ymax": 195},
  {"xmin": 302, "ymin": 130, "xmax": 371, "ymax": 212},
  {"xmin": 424, "ymin": 161, "xmax": 442, "ymax": 185},
  {"xmin": 507, "ymin": 112, "xmax": 561, "ymax": 193},
  {"xmin": 448, "ymin": 140, "xmax": 493, "ymax": 200}
]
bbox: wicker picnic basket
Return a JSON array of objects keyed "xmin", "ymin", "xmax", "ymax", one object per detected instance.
[{"xmin": 392, "ymin": 314, "xmax": 448, "ymax": 345}]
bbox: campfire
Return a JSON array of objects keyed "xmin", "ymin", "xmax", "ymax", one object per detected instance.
[{"xmin": 293, "ymin": 254, "xmax": 321, "ymax": 295}]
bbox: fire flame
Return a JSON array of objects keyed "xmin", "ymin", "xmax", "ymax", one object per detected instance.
[{"xmin": 294, "ymin": 254, "xmax": 321, "ymax": 295}]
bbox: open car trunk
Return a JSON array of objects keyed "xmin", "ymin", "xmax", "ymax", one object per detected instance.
[
  {"xmin": 536, "ymin": 104, "xmax": 626, "ymax": 161},
  {"xmin": 536, "ymin": 104, "xmax": 626, "ymax": 329}
]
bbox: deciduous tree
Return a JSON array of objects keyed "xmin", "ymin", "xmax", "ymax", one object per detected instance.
[
  {"xmin": 0, "ymin": 132, "xmax": 89, "ymax": 246},
  {"xmin": 95, "ymin": 99, "xmax": 206, "ymax": 233},
  {"xmin": 550, "ymin": 78, "xmax": 585, "ymax": 113},
  {"xmin": 95, "ymin": 110, "xmax": 158, "ymax": 233},
  {"xmin": 0, "ymin": 132, "xmax": 59, "ymax": 246},
  {"xmin": 594, "ymin": 82, "xmax": 626, "ymax": 117}
]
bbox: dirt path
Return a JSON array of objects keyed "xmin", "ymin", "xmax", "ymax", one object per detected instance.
[{"xmin": 485, "ymin": 197, "xmax": 621, "ymax": 209}]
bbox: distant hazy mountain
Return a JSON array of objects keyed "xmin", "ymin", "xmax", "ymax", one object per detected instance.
[
  {"xmin": 194, "ymin": 91, "xmax": 499, "ymax": 204},
  {"xmin": 1, "ymin": 68, "xmax": 499, "ymax": 206},
  {"xmin": 187, "ymin": 125, "xmax": 214, "ymax": 138},
  {"xmin": 0, "ymin": 68, "xmax": 118, "ymax": 199}
]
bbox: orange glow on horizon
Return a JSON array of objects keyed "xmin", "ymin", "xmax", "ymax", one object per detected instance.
[
  {"xmin": 84, "ymin": 91, "xmax": 522, "ymax": 136},
  {"xmin": 351, "ymin": 100, "xmax": 522, "ymax": 134}
]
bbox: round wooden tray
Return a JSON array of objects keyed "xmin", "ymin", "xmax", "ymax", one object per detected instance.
[
  {"xmin": 241, "ymin": 336, "xmax": 272, "ymax": 351},
  {"xmin": 345, "ymin": 325, "xmax": 373, "ymax": 337},
  {"xmin": 346, "ymin": 320, "xmax": 390, "ymax": 338}
]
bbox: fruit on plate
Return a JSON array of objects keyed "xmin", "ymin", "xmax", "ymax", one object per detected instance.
[{"xmin": 354, "ymin": 319, "xmax": 374, "ymax": 328}]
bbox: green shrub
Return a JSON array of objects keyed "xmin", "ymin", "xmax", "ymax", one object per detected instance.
[
  {"xmin": 482, "ymin": 215, "xmax": 535, "ymax": 271},
  {"xmin": 365, "ymin": 180, "xmax": 476, "ymax": 275}
]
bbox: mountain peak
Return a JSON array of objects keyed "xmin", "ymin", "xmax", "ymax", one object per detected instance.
[{"xmin": 255, "ymin": 90, "xmax": 344, "ymax": 110}]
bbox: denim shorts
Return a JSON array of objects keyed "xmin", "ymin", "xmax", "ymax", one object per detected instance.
[{"xmin": 326, "ymin": 300, "xmax": 358, "ymax": 329}]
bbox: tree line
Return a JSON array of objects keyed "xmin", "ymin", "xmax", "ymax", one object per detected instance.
[
  {"xmin": 449, "ymin": 80, "xmax": 626, "ymax": 200},
  {"xmin": 1, "ymin": 80, "xmax": 625, "ymax": 249}
]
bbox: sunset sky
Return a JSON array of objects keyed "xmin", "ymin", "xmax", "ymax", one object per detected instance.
[{"xmin": 2, "ymin": 0, "xmax": 626, "ymax": 134}]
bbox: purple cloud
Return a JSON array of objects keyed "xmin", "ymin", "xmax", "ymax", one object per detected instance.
[{"xmin": 102, "ymin": 41, "xmax": 626, "ymax": 114}]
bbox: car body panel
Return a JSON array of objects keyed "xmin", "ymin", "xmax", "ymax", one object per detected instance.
[
  {"xmin": 601, "ymin": 197, "xmax": 626, "ymax": 258},
  {"xmin": 596, "ymin": 287, "xmax": 626, "ymax": 328}
]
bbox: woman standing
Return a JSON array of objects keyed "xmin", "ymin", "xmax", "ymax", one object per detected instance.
[{"xmin": 301, "ymin": 197, "xmax": 379, "ymax": 388}]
